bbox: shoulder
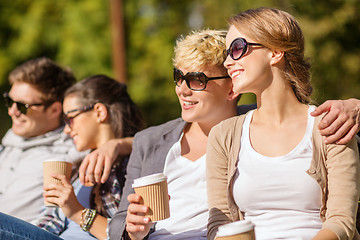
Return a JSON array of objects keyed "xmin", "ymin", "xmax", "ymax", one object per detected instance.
[
  {"xmin": 133, "ymin": 118, "xmax": 185, "ymax": 143},
  {"xmin": 211, "ymin": 114, "xmax": 246, "ymax": 135},
  {"xmin": 209, "ymin": 114, "xmax": 247, "ymax": 150}
]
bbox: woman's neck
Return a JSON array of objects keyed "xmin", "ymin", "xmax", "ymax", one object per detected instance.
[
  {"xmin": 95, "ymin": 125, "xmax": 116, "ymax": 149},
  {"xmin": 255, "ymin": 75, "xmax": 307, "ymax": 124}
]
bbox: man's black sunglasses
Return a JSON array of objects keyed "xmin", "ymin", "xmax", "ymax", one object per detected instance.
[
  {"xmin": 173, "ymin": 67, "xmax": 230, "ymax": 91},
  {"xmin": 226, "ymin": 37, "xmax": 263, "ymax": 60},
  {"xmin": 3, "ymin": 92, "xmax": 51, "ymax": 115}
]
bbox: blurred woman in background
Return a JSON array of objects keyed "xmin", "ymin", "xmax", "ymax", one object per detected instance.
[{"xmin": 38, "ymin": 74, "xmax": 144, "ymax": 239}]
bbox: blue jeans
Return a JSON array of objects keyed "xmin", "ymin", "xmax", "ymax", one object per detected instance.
[{"xmin": 0, "ymin": 212, "xmax": 62, "ymax": 240}]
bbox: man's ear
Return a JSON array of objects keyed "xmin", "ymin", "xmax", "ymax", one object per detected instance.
[
  {"xmin": 94, "ymin": 103, "xmax": 109, "ymax": 123},
  {"xmin": 270, "ymin": 49, "xmax": 284, "ymax": 65},
  {"xmin": 48, "ymin": 101, "xmax": 63, "ymax": 119},
  {"xmin": 228, "ymin": 88, "xmax": 241, "ymax": 101}
]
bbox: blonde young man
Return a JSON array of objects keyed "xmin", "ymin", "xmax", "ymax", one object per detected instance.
[{"xmin": 108, "ymin": 29, "xmax": 241, "ymax": 240}]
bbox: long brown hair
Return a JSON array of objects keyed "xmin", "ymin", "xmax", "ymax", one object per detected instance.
[
  {"xmin": 229, "ymin": 7, "xmax": 312, "ymax": 104},
  {"xmin": 64, "ymin": 74, "xmax": 145, "ymax": 138}
]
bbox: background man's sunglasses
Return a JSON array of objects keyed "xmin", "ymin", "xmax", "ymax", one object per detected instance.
[
  {"xmin": 173, "ymin": 67, "xmax": 229, "ymax": 91},
  {"xmin": 226, "ymin": 37, "xmax": 263, "ymax": 60},
  {"xmin": 3, "ymin": 92, "xmax": 51, "ymax": 115}
]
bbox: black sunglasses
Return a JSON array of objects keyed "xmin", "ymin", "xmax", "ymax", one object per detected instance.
[
  {"xmin": 3, "ymin": 92, "xmax": 50, "ymax": 115},
  {"xmin": 226, "ymin": 38, "xmax": 263, "ymax": 60},
  {"xmin": 63, "ymin": 104, "xmax": 95, "ymax": 127},
  {"xmin": 173, "ymin": 68, "xmax": 230, "ymax": 91}
]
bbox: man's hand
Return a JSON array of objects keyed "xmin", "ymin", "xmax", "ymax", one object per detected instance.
[
  {"xmin": 126, "ymin": 193, "xmax": 153, "ymax": 240},
  {"xmin": 311, "ymin": 98, "xmax": 360, "ymax": 144},
  {"xmin": 79, "ymin": 137, "xmax": 133, "ymax": 185}
]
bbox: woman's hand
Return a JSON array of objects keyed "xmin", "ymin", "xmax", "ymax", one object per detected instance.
[
  {"xmin": 126, "ymin": 193, "xmax": 153, "ymax": 240},
  {"xmin": 43, "ymin": 174, "xmax": 84, "ymax": 221},
  {"xmin": 311, "ymin": 98, "xmax": 360, "ymax": 144}
]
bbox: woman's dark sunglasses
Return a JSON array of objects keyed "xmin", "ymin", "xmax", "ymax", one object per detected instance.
[
  {"xmin": 3, "ymin": 92, "xmax": 51, "ymax": 115},
  {"xmin": 173, "ymin": 67, "xmax": 230, "ymax": 91},
  {"xmin": 226, "ymin": 38, "xmax": 263, "ymax": 60},
  {"xmin": 63, "ymin": 104, "xmax": 95, "ymax": 127}
]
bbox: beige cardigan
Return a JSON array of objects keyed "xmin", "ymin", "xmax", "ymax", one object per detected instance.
[{"xmin": 206, "ymin": 113, "xmax": 360, "ymax": 240}]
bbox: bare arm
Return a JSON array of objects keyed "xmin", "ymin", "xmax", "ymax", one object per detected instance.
[
  {"xmin": 79, "ymin": 137, "xmax": 134, "ymax": 185},
  {"xmin": 311, "ymin": 98, "xmax": 360, "ymax": 144},
  {"xmin": 44, "ymin": 174, "xmax": 108, "ymax": 239},
  {"xmin": 312, "ymin": 229, "xmax": 338, "ymax": 240}
]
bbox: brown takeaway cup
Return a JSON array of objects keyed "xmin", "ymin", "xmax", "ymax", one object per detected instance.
[
  {"xmin": 132, "ymin": 173, "xmax": 170, "ymax": 221},
  {"xmin": 43, "ymin": 160, "xmax": 72, "ymax": 207},
  {"xmin": 216, "ymin": 220, "xmax": 256, "ymax": 240}
]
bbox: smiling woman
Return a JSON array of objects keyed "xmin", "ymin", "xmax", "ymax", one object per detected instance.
[
  {"xmin": 206, "ymin": 7, "xmax": 360, "ymax": 240},
  {"xmin": 34, "ymin": 74, "xmax": 145, "ymax": 240}
]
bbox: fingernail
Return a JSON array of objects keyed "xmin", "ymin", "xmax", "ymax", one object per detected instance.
[
  {"xmin": 144, "ymin": 217, "xmax": 149, "ymax": 223},
  {"xmin": 324, "ymin": 139, "xmax": 328, "ymax": 144},
  {"xmin": 140, "ymin": 225, "xmax": 145, "ymax": 230}
]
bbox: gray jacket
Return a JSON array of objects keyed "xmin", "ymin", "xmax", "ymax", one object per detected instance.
[
  {"xmin": 0, "ymin": 127, "xmax": 85, "ymax": 222},
  {"xmin": 109, "ymin": 118, "xmax": 186, "ymax": 240}
]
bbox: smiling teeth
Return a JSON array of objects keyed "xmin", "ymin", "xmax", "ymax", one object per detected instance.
[
  {"xmin": 231, "ymin": 71, "xmax": 241, "ymax": 78},
  {"xmin": 184, "ymin": 101, "xmax": 195, "ymax": 105}
]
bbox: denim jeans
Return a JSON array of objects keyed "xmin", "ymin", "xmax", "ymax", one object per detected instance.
[{"xmin": 0, "ymin": 212, "xmax": 62, "ymax": 240}]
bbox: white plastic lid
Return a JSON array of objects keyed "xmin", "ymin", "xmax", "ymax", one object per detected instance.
[
  {"xmin": 216, "ymin": 220, "xmax": 254, "ymax": 237},
  {"xmin": 43, "ymin": 156, "xmax": 70, "ymax": 163},
  {"xmin": 132, "ymin": 173, "xmax": 167, "ymax": 188}
]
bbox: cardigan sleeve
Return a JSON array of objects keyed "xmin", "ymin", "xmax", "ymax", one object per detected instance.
[
  {"xmin": 206, "ymin": 121, "xmax": 233, "ymax": 240},
  {"xmin": 322, "ymin": 136, "xmax": 360, "ymax": 239}
]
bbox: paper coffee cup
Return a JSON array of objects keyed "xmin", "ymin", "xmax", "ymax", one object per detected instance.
[
  {"xmin": 216, "ymin": 220, "xmax": 255, "ymax": 240},
  {"xmin": 132, "ymin": 173, "xmax": 170, "ymax": 221},
  {"xmin": 43, "ymin": 160, "xmax": 73, "ymax": 207}
]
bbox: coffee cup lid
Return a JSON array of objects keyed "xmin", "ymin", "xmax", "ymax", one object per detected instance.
[
  {"xmin": 216, "ymin": 220, "xmax": 254, "ymax": 237},
  {"xmin": 132, "ymin": 173, "xmax": 167, "ymax": 188},
  {"xmin": 43, "ymin": 157, "xmax": 71, "ymax": 163}
]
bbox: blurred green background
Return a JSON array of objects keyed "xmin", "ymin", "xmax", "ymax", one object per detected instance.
[{"xmin": 1, "ymin": 0, "xmax": 359, "ymax": 140}]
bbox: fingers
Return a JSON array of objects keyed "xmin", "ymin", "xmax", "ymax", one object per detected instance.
[
  {"xmin": 94, "ymin": 154, "xmax": 105, "ymax": 183},
  {"xmin": 126, "ymin": 193, "xmax": 152, "ymax": 239},
  {"xmin": 79, "ymin": 156, "xmax": 90, "ymax": 185},
  {"xmin": 51, "ymin": 174, "xmax": 71, "ymax": 185},
  {"xmin": 318, "ymin": 110, "xmax": 348, "ymax": 135},
  {"xmin": 322, "ymin": 118, "xmax": 353, "ymax": 144},
  {"xmin": 79, "ymin": 149, "xmax": 113, "ymax": 185},
  {"xmin": 86, "ymin": 155, "xmax": 97, "ymax": 184},
  {"xmin": 310, "ymin": 100, "xmax": 333, "ymax": 117},
  {"xmin": 101, "ymin": 157, "xmax": 112, "ymax": 184},
  {"xmin": 333, "ymin": 124, "xmax": 359, "ymax": 145},
  {"xmin": 317, "ymin": 107, "xmax": 343, "ymax": 131}
]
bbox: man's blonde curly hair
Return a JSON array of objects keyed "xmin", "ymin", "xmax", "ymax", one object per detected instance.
[{"xmin": 173, "ymin": 29, "xmax": 228, "ymax": 73}]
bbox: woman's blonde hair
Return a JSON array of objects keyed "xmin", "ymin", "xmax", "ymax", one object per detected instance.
[
  {"xmin": 229, "ymin": 7, "xmax": 312, "ymax": 104},
  {"xmin": 173, "ymin": 29, "xmax": 228, "ymax": 73}
]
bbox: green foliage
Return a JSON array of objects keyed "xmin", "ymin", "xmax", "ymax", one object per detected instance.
[{"xmin": 0, "ymin": 0, "xmax": 359, "ymax": 139}]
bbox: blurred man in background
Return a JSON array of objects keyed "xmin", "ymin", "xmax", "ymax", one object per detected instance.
[{"xmin": 0, "ymin": 57, "xmax": 84, "ymax": 222}]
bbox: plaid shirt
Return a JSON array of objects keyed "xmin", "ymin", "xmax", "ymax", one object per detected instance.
[{"xmin": 34, "ymin": 157, "xmax": 128, "ymax": 236}]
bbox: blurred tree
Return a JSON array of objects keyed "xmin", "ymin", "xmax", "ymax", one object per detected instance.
[
  {"xmin": 0, "ymin": 0, "xmax": 112, "ymax": 138},
  {"xmin": 0, "ymin": 0, "xmax": 359, "ymax": 140}
]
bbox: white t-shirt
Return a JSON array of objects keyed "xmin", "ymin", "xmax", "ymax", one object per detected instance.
[
  {"xmin": 233, "ymin": 106, "xmax": 322, "ymax": 239},
  {"xmin": 149, "ymin": 134, "xmax": 207, "ymax": 240}
]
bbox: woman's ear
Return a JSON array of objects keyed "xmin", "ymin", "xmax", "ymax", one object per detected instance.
[
  {"xmin": 94, "ymin": 103, "xmax": 109, "ymax": 123},
  {"xmin": 270, "ymin": 49, "xmax": 284, "ymax": 65}
]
